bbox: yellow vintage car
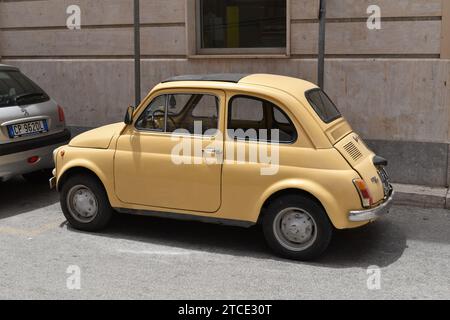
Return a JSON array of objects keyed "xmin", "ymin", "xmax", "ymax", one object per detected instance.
[{"xmin": 50, "ymin": 74, "xmax": 393, "ymax": 260}]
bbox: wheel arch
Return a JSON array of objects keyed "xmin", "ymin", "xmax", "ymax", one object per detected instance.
[
  {"xmin": 255, "ymin": 179, "xmax": 341, "ymax": 228},
  {"xmin": 57, "ymin": 165, "xmax": 106, "ymax": 193}
]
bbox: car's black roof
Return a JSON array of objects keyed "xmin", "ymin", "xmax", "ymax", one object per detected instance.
[{"xmin": 162, "ymin": 73, "xmax": 250, "ymax": 84}]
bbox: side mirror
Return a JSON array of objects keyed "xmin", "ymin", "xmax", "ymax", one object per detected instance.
[{"xmin": 124, "ymin": 106, "xmax": 134, "ymax": 125}]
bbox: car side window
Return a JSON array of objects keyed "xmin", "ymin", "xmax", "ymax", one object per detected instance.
[
  {"xmin": 273, "ymin": 107, "xmax": 289, "ymax": 124},
  {"xmin": 136, "ymin": 93, "xmax": 219, "ymax": 136},
  {"xmin": 167, "ymin": 94, "xmax": 191, "ymax": 115},
  {"xmin": 135, "ymin": 95, "xmax": 167, "ymax": 131},
  {"xmin": 228, "ymin": 96, "xmax": 297, "ymax": 143},
  {"xmin": 231, "ymin": 98, "xmax": 264, "ymax": 122},
  {"xmin": 166, "ymin": 94, "xmax": 219, "ymax": 135},
  {"xmin": 192, "ymin": 95, "xmax": 219, "ymax": 118}
]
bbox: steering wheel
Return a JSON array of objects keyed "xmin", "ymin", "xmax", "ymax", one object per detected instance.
[{"xmin": 151, "ymin": 109, "xmax": 176, "ymax": 130}]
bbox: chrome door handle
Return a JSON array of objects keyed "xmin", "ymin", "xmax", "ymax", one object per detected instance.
[{"xmin": 203, "ymin": 148, "xmax": 223, "ymax": 156}]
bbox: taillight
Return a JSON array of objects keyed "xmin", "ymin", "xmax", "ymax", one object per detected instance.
[
  {"xmin": 353, "ymin": 179, "xmax": 373, "ymax": 208},
  {"xmin": 58, "ymin": 105, "xmax": 65, "ymax": 122}
]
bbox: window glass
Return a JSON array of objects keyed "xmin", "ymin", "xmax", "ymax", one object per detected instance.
[
  {"xmin": 136, "ymin": 94, "xmax": 219, "ymax": 135},
  {"xmin": 305, "ymin": 89, "xmax": 341, "ymax": 124},
  {"xmin": 167, "ymin": 94, "xmax": 191, "ymax": 115},
  {"xmin": 135, "ymin": 95, "xmax": 166, "ymax": 131},
  {"xmin": 0, "ymin": 70, "xmax": 49, "ymax": 108},
  {"xmin": 200, "ymin": 0, "xmax": 286, "ymax": 49},
  {"xmin": 167, "ymin": 94, "xmax": 219, "ymax": 135},
  {"xmin": 231, "ymin": 97, "xmax": 264, "ymax": 121},
  {"xmin": 192, "ymin": 95, "xmax": 219, "ymax": 118},
  {"xmin": 273, "ymin": 107, "xmax": 289, "ymax": 124},
  {"xmin": 228, "ymin": 96, "xmax": 297, "ymax": 143}
]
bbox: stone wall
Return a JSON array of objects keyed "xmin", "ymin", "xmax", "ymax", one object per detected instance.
[{"xmin": 1, "ymin": 0, "xmax": 449, "ymax": 186}]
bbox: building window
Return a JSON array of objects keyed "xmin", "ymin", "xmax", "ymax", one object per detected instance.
[{"xmin": 198, "ymin": 0, "xmax": 287, "ymax": 54}]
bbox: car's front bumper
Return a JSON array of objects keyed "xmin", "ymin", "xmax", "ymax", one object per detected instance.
[
  {"xmin": 49, "ymin": 169, "xmax": 57, "ymax": 189},
  {"xmin": 348, "ymin": 190, "xmax": 395, "ymax": 222}
]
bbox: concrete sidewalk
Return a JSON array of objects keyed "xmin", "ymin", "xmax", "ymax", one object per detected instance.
[{"xmin": 392, "ymin": 183, "xmax": 450, "ymax": 209}]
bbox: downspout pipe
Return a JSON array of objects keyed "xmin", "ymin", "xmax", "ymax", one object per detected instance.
[
  {"xmin": 318, "ymin": 0, "xmax": 327, "ymax": 89},
  {"xmin": 134, "ymin": 0, "xmax": 141, "ymax": 107}
]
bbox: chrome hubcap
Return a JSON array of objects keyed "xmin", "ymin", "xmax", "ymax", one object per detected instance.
[
  {"xmin": 67, "ymin": 185, "xmax": 98, "ymax": 223},
  {"xmin": 274, "ymin": 207, "xmax": 317, "ymax": 251},
  {"xmin": 281, "ymin": 212, "xmax": 314, "ymax": 243}
]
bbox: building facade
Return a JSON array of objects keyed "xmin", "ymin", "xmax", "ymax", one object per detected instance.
[{"xmin": 0, "ymin": 0, "xmax": 449, "ymax": 187}]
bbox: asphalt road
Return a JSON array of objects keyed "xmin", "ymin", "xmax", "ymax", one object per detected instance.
[{"xmin": 0, "ymin": 177, "xmax": 449, "ymax": 300}]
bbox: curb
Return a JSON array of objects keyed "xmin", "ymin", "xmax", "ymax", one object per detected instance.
[{"xmin": 392, "ymin": 183, "xmax": 449, "ymax": 209}]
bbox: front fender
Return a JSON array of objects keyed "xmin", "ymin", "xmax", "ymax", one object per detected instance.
[{"xmin": 56, "ymin": 147, "xmax": 117, "ymax": 204}]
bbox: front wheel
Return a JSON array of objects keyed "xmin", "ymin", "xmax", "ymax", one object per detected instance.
[
  {"xmin": 262, "ymin": 194, "xmax": 333, "ymax": 261},
  {"xmin": 60, "ymin": 174, "xmax": 113, "ymax": 231}
]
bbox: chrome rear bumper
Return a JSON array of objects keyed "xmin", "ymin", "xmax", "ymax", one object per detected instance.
[
  {"xmin": 0, "ymin": 144, "xmax": 57, "ymax": 180},
  {"xmin": 349, "ymin": 191, "xmax": 395, "ymax": 222},
  {"xmin": 0, "ymin": 130, "xmax": 70, "ymax": 180}
]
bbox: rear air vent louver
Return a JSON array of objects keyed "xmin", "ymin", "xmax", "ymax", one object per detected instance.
[{"xmin": 343, "ymin": 141, "xmax": 363, "ymax": 161}]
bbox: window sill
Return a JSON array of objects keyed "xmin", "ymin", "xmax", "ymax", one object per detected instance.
[{"xmin": 187, "ymin": 54, "xmax": 291, "ymax": 59}]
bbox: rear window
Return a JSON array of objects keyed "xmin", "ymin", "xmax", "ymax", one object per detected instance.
[
  {"xmin": 305, "ymin": 89, "xmax": 341, "ymax": 123},
  {"xmin": 0, "ymin": 70, "xmax": 49, "ymax": 108}
]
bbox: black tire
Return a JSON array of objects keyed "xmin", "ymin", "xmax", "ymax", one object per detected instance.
[
  {"xmin": 22, "ymin": 169, "xmax": 52, "ymax": 184},
  {"xmin": 262, "ymin": 194, "xmax": 333, "ymax": 261},
  {"xmin": 60, "ymin": 173, "xmax": 113, "ymax": 232}
]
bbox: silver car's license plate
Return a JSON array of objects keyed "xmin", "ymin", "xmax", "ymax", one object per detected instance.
[{"xmin": 7, "ymin": 120, "xmax": 48, "ymax": 138}]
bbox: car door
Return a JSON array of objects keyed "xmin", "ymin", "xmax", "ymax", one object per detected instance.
[{"xmin": 114, "ymin": 89, "xmax": 225, "ymax": 213}]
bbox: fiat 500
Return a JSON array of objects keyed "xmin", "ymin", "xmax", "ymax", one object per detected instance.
[{"xmin": 50, "ymin": 74, "xmax": 393, "ymax": 260}]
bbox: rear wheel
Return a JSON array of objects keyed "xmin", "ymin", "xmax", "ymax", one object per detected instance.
[
  {"xmin": 60, "ymin": 174, "xmax": 113, "ymax": 231},
  {"xmin": 262, "ymin": 194, "xmax": 333, "ymax": 261},
  {"xmin": 22, "ymin": 169, "xmax": 52, "ymax": 184}
]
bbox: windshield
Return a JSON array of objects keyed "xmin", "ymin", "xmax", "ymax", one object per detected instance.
[
  {"xmin": 305, "ymin": 88, "xmax": 341, "ymax": 124},
  {"xmin": 0, "ymin": 70, "xmax": 49, "ymax": 108}
]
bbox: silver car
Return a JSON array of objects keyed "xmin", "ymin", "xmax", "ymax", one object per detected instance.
[{"xmin": 0, "ymin": 64, "xmax": 71, "ymax": 182}]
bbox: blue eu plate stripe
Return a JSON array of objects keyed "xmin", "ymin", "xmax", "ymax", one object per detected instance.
[{"xmin": 7, "ymin": 125, "xmax": 15, "ymax": 138}]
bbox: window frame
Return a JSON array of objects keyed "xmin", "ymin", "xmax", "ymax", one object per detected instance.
[
  {"xmin": 134, "ymin": 94, "xmax": 168, "ymax": 133},
  {"xmin": 134, "ymin": 92, "xmax": 222, "ymax": 138},
  {"xmin": 191, "ymin": 0, "xmax": 291, "ymax": 57},
  {"xmin": 227, "ymin": 94, "xmax": 298, "ymax": 144}
]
